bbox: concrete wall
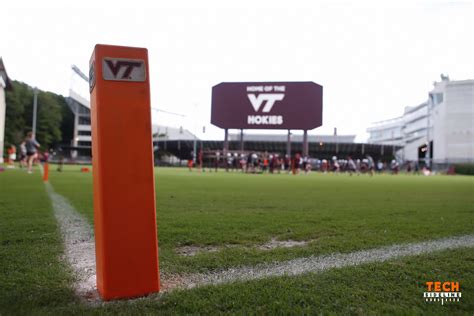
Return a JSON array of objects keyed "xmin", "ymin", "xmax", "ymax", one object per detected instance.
[
  {"xmin": 402, "ymin": 138, "xmax": 426, "ymax": 161},
  {"xmin": 433, "ymin": 80, "xmax": 474, "ymax": 163}
]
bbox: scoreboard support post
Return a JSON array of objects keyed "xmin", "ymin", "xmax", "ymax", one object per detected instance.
[
  {"xmin": 303, "ymin": 130, "xmax": 308, "ymax": 157},
  {"xmin": 286, "ymin": 130, "xmax": 291, "ymax": 157},
  {"xmin": 240, "ymin": 129, "xmax": 244, "ymax": 153},
  {"xmin": 223, "ymin": 128, "xmax": 229, "ymax": 154}
]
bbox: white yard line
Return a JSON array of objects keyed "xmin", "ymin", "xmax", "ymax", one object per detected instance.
[
  {"xmin": 179, "ymin": 234, "xmax": 474, "ymax": 290},
  {"xmin": 44, "ymin": 182, "xmax": 98, "ymax": 300},
  {"xmin": 44, "ymin": 181, "xmax": 474, "ymax": 299}
]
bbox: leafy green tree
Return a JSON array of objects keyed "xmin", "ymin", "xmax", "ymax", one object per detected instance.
[
  {"xmin": 34, "ymin": 91, "xmax": 63, "ymax": 146},
  {"xmin": 4, "ymin": 81, "xmax": 29, "ymax": 146},
  {"xmin": 4, "ymin": 80, "xmax": 72, "ymax": 149}
]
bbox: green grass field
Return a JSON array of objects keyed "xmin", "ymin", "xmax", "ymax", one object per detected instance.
[{"xmin": 1, "ymin": 166, "xmax": 473, "ymax": 314}]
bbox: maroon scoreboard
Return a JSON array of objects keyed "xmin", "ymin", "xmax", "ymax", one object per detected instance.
[{"xmin": 211, "ymin": 82, "xmax": 323, "ymax": 130}]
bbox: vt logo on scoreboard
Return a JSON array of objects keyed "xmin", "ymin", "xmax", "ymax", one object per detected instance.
[
  {"xmin": 248, "ymin": 93, "xmax": 285, "ymax": 113},
  {"xmin": 102, "ymin": 58, "xmax": 146, "ymax": 82},
  {"xmin": 246, "ymin": 85, "xmax": 286, "ymax": 125}
]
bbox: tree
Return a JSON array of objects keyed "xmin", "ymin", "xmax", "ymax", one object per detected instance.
[
  {"xmin": 4, "ymin": 81, "xmax": 30, "ymax": 146},
  {"xmin": 4, "ymin": 80, "xmax": 71, "ymax": 149}
]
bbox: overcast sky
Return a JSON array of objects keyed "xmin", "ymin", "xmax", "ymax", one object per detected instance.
[{"xmin": 2, "ymin": 0, "xmax": 473, "ymax": 141}]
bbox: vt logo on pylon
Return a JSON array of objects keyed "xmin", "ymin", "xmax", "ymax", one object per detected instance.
[{"xmin": 102, "ymin": 58, "xmax": 146, "ymax": 82}]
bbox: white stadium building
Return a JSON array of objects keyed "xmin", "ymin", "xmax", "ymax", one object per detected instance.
[{"xmin": 367, "ymin": 76, "xmax": 474, "ymax": 167}]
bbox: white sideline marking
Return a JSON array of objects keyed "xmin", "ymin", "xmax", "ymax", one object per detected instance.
[
  {"xmin": 44, "ymin": 180, "xmax": 474, "ymax": 298},
  {"xmin": 44, "ymin": 182, "xmax": 98, "ymax": 300},
  {"xmin": 184, "ymin": 235, "xmax": 474, "ymax": 289}
]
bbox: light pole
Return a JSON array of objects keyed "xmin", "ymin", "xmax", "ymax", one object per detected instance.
[{"xmin": 32, "ymin": 87, "xmax": 38, "ymax": 137}]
